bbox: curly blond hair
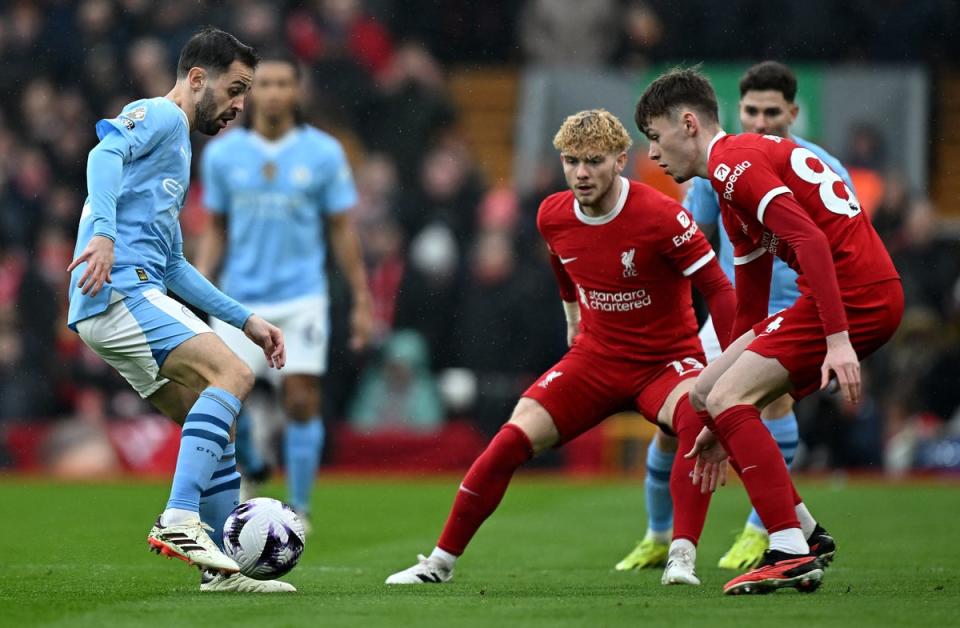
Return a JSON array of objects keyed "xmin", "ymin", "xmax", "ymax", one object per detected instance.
[{"xmin": 552, "ymin": 109, "xmax": 633, "ymax": 156}]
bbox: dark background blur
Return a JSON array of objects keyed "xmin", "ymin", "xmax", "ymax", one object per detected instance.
[{"xmin": 2, "ymin": 0, "xmax": 960, "ymax": 477}]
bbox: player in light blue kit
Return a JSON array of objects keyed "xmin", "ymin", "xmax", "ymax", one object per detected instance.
[
  {"xmin": 196, "ymin": 51, "xmax": 372, "ymax": 529},
  {"xmin": 617, "ymin": 61, "xmax": 855, "ymax": 575},
  {"xmin": 67, "ymin": 29, "xmax": 296, "ymax": 593}
]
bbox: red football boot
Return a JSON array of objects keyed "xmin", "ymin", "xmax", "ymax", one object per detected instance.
[{"xmin": 723, "ymin": 550, "xmax": 824, "ymax": 595}]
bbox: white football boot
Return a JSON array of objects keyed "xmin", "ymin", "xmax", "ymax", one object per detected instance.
[
  {"xmin": 147, "ymin": 516, "xmax": 239, "ymax": 574},
  {"xmin": 661, "ymin": 540, "xmax": 701, "ymax": 586},
  {"xmin": 385, "ymin": 554, "xmax": 453, "ymax": 584},
  {"xmin": 200, "ymin": 570, "xmax": 296, "ymax": 592}
]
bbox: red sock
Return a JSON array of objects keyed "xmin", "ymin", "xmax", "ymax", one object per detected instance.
[
  {"xmin": 671, "ymin": 394, "xmax": 712, "ymax": 545},
  {"xmin": 437, "ymin": 423, "xmax": 533, "ymax": 555},
  {"xmin": 711, "ymin": 405, "xmax": 801, "ymax": 533}
]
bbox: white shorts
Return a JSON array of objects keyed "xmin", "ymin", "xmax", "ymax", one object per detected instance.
[
  {"xmin": 76, "ymin": 288, "xmax": 213, "ymax": 398},
  {"xmin": 211, "ymin": 294, "xmax": 329, "ymax": 385}
]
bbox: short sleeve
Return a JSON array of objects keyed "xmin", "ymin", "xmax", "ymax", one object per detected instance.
[
  {"xmin": 683, "ymin": 177, "xmax": 720, "ymax": 226},
  {"xmin": 95, "ymin": 100, "xmax": 180, "ymax": 162},
  {"xmin": 320, "ymin": 142, "xmax": 358, "ymax": 215},
  {"xmin": 712, "ymin": 150, "xmax": 789, "ymax": 225},
  {"xmin": 657, "ymin": 199, "xmax": 717, "ymax": 277},
  {"xmin": 201, "ymin": 142, "xmax": 228, "ymax": 214}
]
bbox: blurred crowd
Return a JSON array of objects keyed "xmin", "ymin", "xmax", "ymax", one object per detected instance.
[{"xmin": 1, "ymin": 0, "xmax": 959, "ymax": 474}]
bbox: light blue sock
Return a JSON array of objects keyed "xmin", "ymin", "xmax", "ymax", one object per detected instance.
[
  {"xmin": 199, "ymin": 442, "xmax": 240, "ymax": 550},
  {"xmin": 645, "ymin": 437, "xmax": 675, "ymax": 534},
  {"xmin": 234, "ymin": 408, "xmax": 265, "ymax": 476},
  {"xmin": 746, "ymin": 411, "xmax": 800, "ymax": 529},
  {"xmin": 166, "ymin": 387, "xmax": 241, "ymax": 513},
  {"xmin": 285, "ymin": 417, "xmax": 324, "ymax": 514}
]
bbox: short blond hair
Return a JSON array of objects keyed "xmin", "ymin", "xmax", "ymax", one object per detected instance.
[{"xmin": 553, "ymin": 109, "xmax": 633, "ymax": 156}]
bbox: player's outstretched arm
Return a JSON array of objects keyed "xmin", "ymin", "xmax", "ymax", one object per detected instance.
[
  {"xmin": 761, "ymin": 194, "xmax": 859, "ymax": 402},
  {"xmin": 689, "ymin": 259, "xmax": 735, "ymax": 350},
  {"xmin": 328, "ymin": 212, "xmax": 373, "ymax": 351},
  {"xmin": 68, "ymin": 132, "xmax": 129, "ymax": 296},
  {"xmin": 546, "ymin": 253, "xmax": 580, "ymax": 346}
]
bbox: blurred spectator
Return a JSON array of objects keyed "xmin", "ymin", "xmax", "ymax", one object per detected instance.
[
  {"xmin": 871, "ymin": 172, "xmax": 910, "ymax": 247},
  {"xmin": 360, "ymin": 40, "xmax": 458, "ymax": 189},
  {"xmin": 394, "ymin": 141, "xmax": 485, "ymax": 245},
  {"xmin": 843, "ymin": 123, "xmax": 887, "ymax": 217},
  {"xmin": 519, "ymin": 0, "xmax": 621, "ymax": 67},
  {"xmin": 891, "ymin": 198, "xmax": 960, "ymax": 317},
  {"xmin": 393, "ymin": 222, "xmax": 463, "ymax": 369},
  {"xmin": 348, "ymin": 329, "xmax": 444, "ymax": 433}
]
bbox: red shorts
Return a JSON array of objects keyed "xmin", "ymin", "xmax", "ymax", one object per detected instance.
[
  {"xmin": 748, "ymin": 279, "xmax": 904, "ymax": 399},
  {"xmin": 522, "ymin": 344, "xmax": 706, "ymax": 443}
]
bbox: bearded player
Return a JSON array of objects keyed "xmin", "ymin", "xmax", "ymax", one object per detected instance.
[
  {"xmin": 636, "ymin": 67, "xmax": 902, "ymax": 594},
  {"xmin": 618, "ymin": 61, "xmax": 856, "ymax": 573},
  {"xmin": 385, "ymin": 109, "xmax": 736, "ymax": 587},
  {"xmin": 67, "ymin": 28, "xmax": 296, "ymax": 592}
]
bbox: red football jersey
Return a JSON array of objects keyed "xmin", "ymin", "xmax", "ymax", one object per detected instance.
[
  {"xmin": 537, "ymin": 177, "xmax": 716, "ymax": 362},
  {"xmin": 708, "ymin": 132, "xmax": 899, "ymax": 296}
]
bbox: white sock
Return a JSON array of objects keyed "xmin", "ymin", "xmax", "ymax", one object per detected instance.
[
  {"xmin": 795, "ymin": 503, "xmax": 816, "ymax": 539},
  {"xmin": 669, "ymin": 538, "xmax": 696, "ymax": 555},
  {"xmin": 160, "ymin": 508, "xmax": 200, "ymax": 526},
  {"xmin": 647, "ymin": 529, "xmax": 672, "ymax": 544},
  {"xmin": 430, "ymin": 547, "xmax": 458, "ymax": 566},
  {"xmin": 768, "ymin": 528, "xmax": 809, "ymax": 555},
  {"xmin": 745, "ymin": 520, "xmax": 768, "ymax": 536}
]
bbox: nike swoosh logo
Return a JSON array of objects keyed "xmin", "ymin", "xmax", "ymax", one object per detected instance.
[
  {"xmin": 741, "ymin": 465, "xmax": 758, "ymax": 473},
  {"xmin": 559, "ymin": 257, "xmax": 578, "ymax": 264},
  {"xmin": 458, "ymin": 484, "xmax": 480, "ymax": 497}
]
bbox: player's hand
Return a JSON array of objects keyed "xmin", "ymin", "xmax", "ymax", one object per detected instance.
[
  {"xmin": 243, "ymin": 315, "xmax": 286, "ymax": 369},
  {"xmin": 821, "ymin": 331, "xmax": 860, "ymax": 405},
  {"xmin": 566, "ymin": 322, "xmax": 580, "ymax": 347},
  {"xmin": 67, "ymin": 235, "xmax": 114, "ymax": 297},
  {"xmin": 349, "ymin": 297, "xmax": 373, "ymax": 352},
  {"xmin": 684, "ymin": 426, "xmax": 729, "ymax": 493}
]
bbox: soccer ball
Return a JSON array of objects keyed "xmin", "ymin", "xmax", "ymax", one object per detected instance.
[{"xmin": 222, "ymin": 497, "xmax": 306, "ymax": 580}]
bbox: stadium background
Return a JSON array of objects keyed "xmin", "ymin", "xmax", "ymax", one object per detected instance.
[{"xmin": 1, "ymin": 1, "xmax": 959, "ymax": 478}]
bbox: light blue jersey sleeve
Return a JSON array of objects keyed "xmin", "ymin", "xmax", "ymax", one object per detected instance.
[
  {"xmin": 317, "ymin": 141, "xmax": 357, "ymax": 215},
  {"xmin": 683, "ymin": 177, "xmax": 734, "ymax": 282},
  {"xmin": 165, "ymin": 221, "xmax": 252, "ymax": 329},
  {"xmin": 96, "ymin": 100, "xmax": 181, "ymax": 163},
  {"xmin": 85, "ymin": 131, "xmax": 130, "ymax": 242},
  {"xmin": 683, "ymin": 177, "xmax": 720, "ymax": 226},
  {"xmin": 201, "ymin": 140, "xmax": 228, "ymax": 214}
]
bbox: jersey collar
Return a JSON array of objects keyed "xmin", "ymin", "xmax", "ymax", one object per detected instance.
[
  {"xmin": 249, "ymin": 127, "xmax": 302, "ymax": 158},
  {"xmin": 706, "ymin": 130, "xmax": 727, "ymax": 162},
  {"xmin": 574, "ymin": 176, "xmax": 629, "ymax": 225}
]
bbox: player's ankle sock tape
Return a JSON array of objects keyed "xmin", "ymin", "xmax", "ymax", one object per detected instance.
[
  {"xmin": 285, "ymin": 417, "xmax": 325, "ymax": 513},
  {"xmin": 199, "ymin": 442, "xmax": 240, "ymax": 550},
  {"xmin": 712, "ymin": 405, "xmax": 800, "ymax": 534},
  {"xmin": 437, "ymin": 423, "xmax": 533, "ymax": 556},
  {"xmin": 645, "ymin": 436, "xmax": 675, "ymax": 533},
  {"xmin": 166, "ymin": 387, "xmax": 241, "ymax": 512}
]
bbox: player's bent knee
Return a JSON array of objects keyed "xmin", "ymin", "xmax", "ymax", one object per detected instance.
[
  {"xmin": 689, "ymin": 379, "xmax": 710, "ymax": 413},
  {"xmin": 704, "ymin": 383, "xmax": 741, "ymax": 419},
  {"xmin": 507, "ymin": 398, "xmax": 559, "ymax": 454}
]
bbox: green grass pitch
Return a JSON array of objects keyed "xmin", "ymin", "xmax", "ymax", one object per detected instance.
[{"xmin": 0, "ymin": 475, "xmax": 957, "ymax": 627}]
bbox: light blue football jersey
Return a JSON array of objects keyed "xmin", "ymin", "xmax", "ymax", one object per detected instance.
[
  {"xmin": 68, "ymin": 97, "xmax": 192, "ymax": 329},
  {"xmin": 684, "ymin": 134, "xmax": 854, "ymax": 312},
  {"xmin": 201, "ymin": 126, "xmax": 358, "ymax": 304}
]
